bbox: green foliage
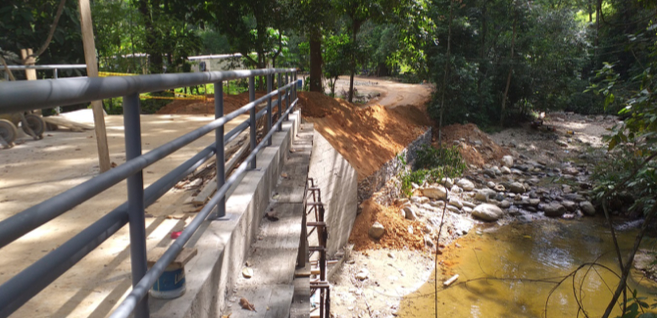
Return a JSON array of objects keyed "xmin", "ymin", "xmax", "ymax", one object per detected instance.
[
  {"xmin": 399, "ymin": 145, "xmax": 466, "ymax": 197},
  {"xmin": 0, "ymin": 0, "xmax": 85, "ymax": 77},
  {"xmin": 590, "ymin": 32, "xmax": 657, "ymax": 218},
  {"xmin": 615, "ymin": 289, "xmax": 657, "ymax": 318},
  {"xmin": 426, "ymin": 0, "xmax": 593, "ymax": 128},
  {"xmin": 323, "ymin": 33, "xmax": 351, "ymax": 95}
]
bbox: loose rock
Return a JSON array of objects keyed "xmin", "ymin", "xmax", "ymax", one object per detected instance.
[
  {"xmin": 421, "ymin": 186, "xmax": 447, "ymax": 200},
  {"xmin": 502, "ymin": 155, "xmax": 514, "ymax": 167},
  {"xmin": 544, "ymin": 203, "xmax": 566, "ymax": 217},
  {"xmin": 472, "ymin": 203, "xmax": 505, "ymax": 222},
  {"xmin": 509, "ymin": 182, "xmax": 526, "ymax": 194},
  {"xmin": 457, "ymin": 179, "xmax": 475, "ymax": 191},
  {"xmin": 402, "ymin": 206, "xmax": 417, "ymax": 220},
  {"xmin": 580, "ymin": 201, "xmax": 596, "ymax": 215},
  {"xmin": 369, "ymin": 222, "xmax": 386, "ymax": 239}
]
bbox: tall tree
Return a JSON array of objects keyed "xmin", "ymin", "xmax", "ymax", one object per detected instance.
[{"xmin": 291, "ymin": 0, "xmax": 335, "ymax": 92}]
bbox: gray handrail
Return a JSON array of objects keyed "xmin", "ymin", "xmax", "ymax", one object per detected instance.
[
  {"xmin": 0, "ymin": 68, "xmax": 292, "ymax": 113},
  {"xmin": 0, "ymin": 68, "xmax": 298, "ymax": 318},
  {"xmin": 2, "ymin": 64, "xmax": 87, "ymax": 70}
]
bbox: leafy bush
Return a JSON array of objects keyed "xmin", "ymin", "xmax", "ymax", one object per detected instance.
[{"xmin": 399, "ymin": 145, "xmax": 467, "ymax": 197}]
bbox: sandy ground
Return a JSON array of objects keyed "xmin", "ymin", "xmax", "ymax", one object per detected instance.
[
  {"xmin": 0, "ymin": 111, "xmax": 246, "ymax": 317},
  {"xmin": 328, "ymin": 76, "xmax": 434, "ymax": 109}
]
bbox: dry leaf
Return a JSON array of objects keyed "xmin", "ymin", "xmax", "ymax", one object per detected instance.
[
  {"xmin": 289, "ymin": 148, "xmax": 296, "ymax": 153},
  {"xmin": 265, "ymin": 210, "xmax": 279, "ymax": 221},
  {"xmin": 221, "ymin": 314, "xmax": 232, "ymax": 318},
  {"xmin": 281, "ymin": 172, "xmax": 289, "ymax": 178},
  {"xmin": 242, "ymin": 267, "xmax": 253, "ymax": 278},
  {"xmin": 239, "ymin": 297, "xmax": 256, "ymax": 312}
]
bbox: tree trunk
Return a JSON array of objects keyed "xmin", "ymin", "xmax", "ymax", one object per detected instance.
[
  {"xmin": 438, "ymin": 0, "xmax": 454, "ymax": 147},
  {"xmin": 348, "ymin": 21, "xmax": 361, "ymax": 103},
  {"xmin": 500, "ymin": 13, "xmax": 516, "ymax": 127},
  {"xmin": 309, "ymin": 29, "xmax": 323, "ymax": 92}
]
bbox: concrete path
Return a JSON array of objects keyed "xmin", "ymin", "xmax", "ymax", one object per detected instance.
[
  {"xmin": 0, "ymin": 113, "xmax": 246, "ymax": 317},
  {"xmin": 226, "ymin": 123, "xmax": 313, "ymax": 317}
]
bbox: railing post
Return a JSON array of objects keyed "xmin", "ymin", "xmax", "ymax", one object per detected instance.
[
  {"xmin": 123, "ymin": 93, "xmax": 149, "ymax": 318},
  {"xmin": 293, "ymin": 71, "xmax": 297, "ymax": 103},
  {"xmin": 248, "ymin": 75, "xmax": 256, "ymax": 169},
  {"xmin": 215, "ymin": 81, "xmax": 226, "ymax": 218},
  {"xmin": 285, "ymin": 72, "xmax": 290, "ymax": 121},
  {"xmin": 277, "ymin": 72, "xmax": 283, "ymax": 132},
  {"xmin": 266, "ymin": 73, "xmax": 273, "ymax": 146}
]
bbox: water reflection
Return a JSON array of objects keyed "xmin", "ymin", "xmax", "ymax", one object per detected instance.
[{"xmin": 400, "ymin": 218, "xmax": 657, "ymax": 317}]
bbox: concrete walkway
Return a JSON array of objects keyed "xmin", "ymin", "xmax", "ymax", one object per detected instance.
[
  {"xmin": 0, "ymin": 113, "xmax": 246, "ymax": 317},
  {"xmin": 226, "ymin": 123, "xmax": 313, "ymax": 317}
]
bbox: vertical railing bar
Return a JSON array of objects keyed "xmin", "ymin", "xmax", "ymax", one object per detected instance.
[
  {"xmin": 123, "ymin": 93, "xmax": 149, "ymax": 318},
  {"xmin": 285, "ymin": 72, "xmax": 290, "ymax": 121},
  {"xmin": 277, "ymin": 72, "xmax": 283, "ymax": 132},
  {"xmin": 248, "ymin": 75, "xmax": 256, "ymax": 169},
  {"xmin": 215, "ymin": 80, "xmax": 226, "ymax": 218},
  {"xmin": 266, "ymin": 73, "xmax": 273, "ymax": 146}
]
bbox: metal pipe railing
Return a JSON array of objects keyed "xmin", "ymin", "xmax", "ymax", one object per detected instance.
[
  {"xmin": 0, "ymin": 68, "xmax": 298, "ymax": 318},
  {"xmin": 109, "ymin": 98, "xmax": 298, "ymax": 318},
  {"xmin": 0, "ymin": 145, "xmax": 216, "ymax": 317}
]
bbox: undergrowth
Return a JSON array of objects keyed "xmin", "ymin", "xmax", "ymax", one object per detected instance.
[{"xmin": 399, "ymin": 145, "xmax": 466, "ymax": 197}]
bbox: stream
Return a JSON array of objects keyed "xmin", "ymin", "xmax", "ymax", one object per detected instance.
[{"xmin": 399, "ymin": 217, "xmax": 657, "ymax": 317}]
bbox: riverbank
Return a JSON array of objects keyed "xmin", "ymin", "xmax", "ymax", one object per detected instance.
[{"xmin": 327, "ymin": 111, "xmax": 657, "ymax": 317}]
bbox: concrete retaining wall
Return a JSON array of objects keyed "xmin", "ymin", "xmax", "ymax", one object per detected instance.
[
  {"xmin": 357, "ymin": 128, "xmax": 432, "ymax": 204},
  {"xmin": 308, "ymin": 133, "xmax": 358, "ymax": 258},
  {"xmin": 150, "ymin": 111, "xmax": 301, "ymax": 318}
]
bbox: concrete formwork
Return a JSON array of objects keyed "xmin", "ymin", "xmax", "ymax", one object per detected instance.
[{"xmin": 307, "ymin": 133, "xmax": 358, "ymax": 258}]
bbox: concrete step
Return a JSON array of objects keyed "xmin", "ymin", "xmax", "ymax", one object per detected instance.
[{"xmin": 227, "ymin": 123, "xmax": 314, "ymax": 318}]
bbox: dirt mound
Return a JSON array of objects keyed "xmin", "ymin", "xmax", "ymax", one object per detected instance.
[
  {"xmin": 156, "ymin": 92, "xmax": 266, "ymax": 115},
  {"xmin": 349, "ymin": 199, "xmax": 425, "ymax": 251},
  {"xmin": 299, "ymin": 92, "xmax": 428, "ymax": 180},
  {"xmin": 436, "ymin": 123, "xmax": 510, "ymax": 167}
]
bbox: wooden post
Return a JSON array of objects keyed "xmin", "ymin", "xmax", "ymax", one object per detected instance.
[
  {"xmin": 78, "ymin": 0, "xmax": 111, "ymax": 173},
  {"xmin": 20, "ymin": 49, "xmax": 37, "ymax": 81}
]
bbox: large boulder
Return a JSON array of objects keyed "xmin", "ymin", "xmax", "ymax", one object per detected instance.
[
  {"xmin": 472, "ymin": 203, "xmax": 505, "ymax": 222},
  {"xmin": 457, "ymin": 179, "xmax": 475, "ymax": 191},
  {"xmin": 544, "ymin": 203, "xmax": 566, "ymax": 217},
  {"xmin": 421, "ymin": 186, "xmax": 448, "ymax": 200},
  {"xmin": 369, "ymin": 222, "xmax": 386, "ymax": 239},
  {"xmin": 502, "ymin": 155, "xmax": 514, "ymax": 168}
]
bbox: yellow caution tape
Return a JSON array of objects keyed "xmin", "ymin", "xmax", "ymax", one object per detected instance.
[{"xmin": 98, "ymin": 71, "xmax": 138, "ymax": 77}]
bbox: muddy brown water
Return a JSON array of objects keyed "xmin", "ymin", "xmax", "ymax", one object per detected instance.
[{"xmin": 399, "ymin": 218, "xmax": 657, "ymax": 317}]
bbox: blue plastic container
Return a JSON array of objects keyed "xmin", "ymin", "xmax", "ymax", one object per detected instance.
[{"xmin": 150, "ymin": 267, "xmax": 186, "ymax": 299}]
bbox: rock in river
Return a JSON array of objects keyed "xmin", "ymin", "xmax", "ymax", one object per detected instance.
[
  {"xmin": 580, "ymin": 201, "xmax": 596, "ymax": 215},
  {"xmin": 544, "ymin": 203, "xmax": 566, "ymax": 217},
  {"xmin": 472, "ymin": 203, "xmax": 505, "ymax": 222}
]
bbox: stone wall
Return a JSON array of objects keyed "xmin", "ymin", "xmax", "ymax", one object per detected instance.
[{"xmin": 358, "ymin": 128, "xmax": 432, "ymax": 204}]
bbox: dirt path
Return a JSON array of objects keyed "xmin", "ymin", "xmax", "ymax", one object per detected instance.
[{"xmin": 328, "ymin": 76, "xmax": 434, "ymax": 109}]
